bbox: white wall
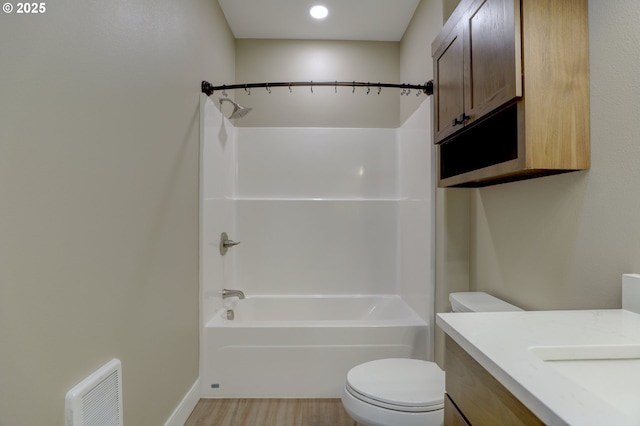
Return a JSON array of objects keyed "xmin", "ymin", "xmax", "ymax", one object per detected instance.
[{"xmin": 0, "ymin": 1, "xmax": 235, "ymax": 425}]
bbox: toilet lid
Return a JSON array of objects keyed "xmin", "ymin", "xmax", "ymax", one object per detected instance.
[{"xmin": 346, "ymin": 358, "xmax": 445, "ymax": 411}]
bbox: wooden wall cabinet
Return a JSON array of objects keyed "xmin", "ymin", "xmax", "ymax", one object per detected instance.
[
  {"xmin": 434, "ymin": 0, "xmax": 521, "ymax": 143},
  {"xmin": 433, "ymin": 21, "xmax": 465, "ymax": 143},
  {"xmin": 432, "ymin": 0, "xmax": 590, "ymax": 187},
  {"xmin": 444, "ymin": 336, "xmax": 543, "ymax": 425}
]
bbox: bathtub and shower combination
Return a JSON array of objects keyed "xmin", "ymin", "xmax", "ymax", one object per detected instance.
[
  {"xmin": 199, "ymin": 94, "xmax": 435, "ymax": 399},
  {"xmin": 200, "ymin": 294, "xmax": 429, "ymax": 398}
]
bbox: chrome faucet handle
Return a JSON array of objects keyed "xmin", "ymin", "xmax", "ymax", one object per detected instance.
[
  {"xmin": 219, "ymin": 232, "xmax": 240, "ymax": 256},
  {"xmin": 223, "ymin": 239, "xmax": 240, "ymax": 248}
]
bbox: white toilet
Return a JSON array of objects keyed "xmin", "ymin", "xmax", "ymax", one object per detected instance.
[{"xmin": 341, "ymin": 292, "xmax": 522, "ymax": 426}]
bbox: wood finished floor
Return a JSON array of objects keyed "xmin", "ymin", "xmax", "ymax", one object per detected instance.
[{"xmin": 185, "ymin": 398, "xmax": 358, "ymax": 426}]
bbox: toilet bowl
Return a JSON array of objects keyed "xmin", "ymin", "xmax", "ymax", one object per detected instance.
[
  {"xmin": 342, "ymin": 358, "xmax": 444, "ymax": 426},
  {"xmin": 341, "ymin": 292, "xmax": 522, "ymax": 426}
]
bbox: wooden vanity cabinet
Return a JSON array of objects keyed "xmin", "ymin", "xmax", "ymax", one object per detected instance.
[
  {"xmin": 444, "ymin": 336, "xmax": 543, "ymax": 426},
  {"xmin": 444, "ymin": 395, "xmax": 471, "ymax": 426},
  {"xmin": 432, "ymin": 0, "xmax": 590, "ymax": 187}
]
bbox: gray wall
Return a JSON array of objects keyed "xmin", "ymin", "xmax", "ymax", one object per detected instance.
[
  {"xmin": 470, "ymin": 0, "xmax": 640, "ymax": 310},
  {"xmin": 400, "ymin": 0, "xmax": 443, "ymax": 124},
  {"xmin": 0, "ymin": 1, "xmax": 235, "ymax": 424},
  {"xmin": 233, "ymin": 39, "xmax": 401, "ymax": 128},
  {"xmin": 425, "ymin": 0, "xmax": 640, "ymax": 364},
  {"xmin": 442, "ymin": 0, "xmax": 461, "ymax": 21}
]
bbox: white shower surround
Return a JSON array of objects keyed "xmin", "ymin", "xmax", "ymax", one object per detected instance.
[
  {"xmin": 199, "ymin": 94, "xmax": 435, "ymax": 396},
  {"xmin": 234, "ymin": 125, "xmax": 399, "ymax": 295}
]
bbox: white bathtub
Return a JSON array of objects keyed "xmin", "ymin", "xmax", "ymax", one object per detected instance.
[{"xmin": 200, "ymin": 294, "xmax": 429, "ymax": 398}]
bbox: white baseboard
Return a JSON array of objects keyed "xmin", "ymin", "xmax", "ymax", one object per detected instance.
[{"xmin": 164, "ymin": 378, "xmax": 200, "ymax": 426}]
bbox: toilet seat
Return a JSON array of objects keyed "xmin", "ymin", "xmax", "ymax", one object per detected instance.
[{"xmin": 345, "ymin": 358, "xmax": 444, "ymax": 412}]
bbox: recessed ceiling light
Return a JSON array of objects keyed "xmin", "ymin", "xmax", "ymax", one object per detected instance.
[{"xmin": 310, "ymin": 5, "xmax": 329, "ymax": 20}]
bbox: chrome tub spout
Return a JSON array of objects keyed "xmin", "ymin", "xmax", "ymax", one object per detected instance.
[{"xmin": 222, "ymin": 289, "xmax": 245, "ymax": 299}]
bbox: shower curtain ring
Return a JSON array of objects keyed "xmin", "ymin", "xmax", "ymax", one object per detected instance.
[
  {"xmin": 222, "ymin": 86, "xmax": 228, "ymax": 97},
  {"xmin": 310, "ymin": 81, "xmax": 313, "ymax": 94},
  {"xmin": 266, "ymin": 84, "xmax": 271, "ymax": 94},
  {"xmin": 289, "ymin": 82, "xmax": 292, "ymax": 93},
  {"xmin": 378, "ymin": 83, "xmax": 381, "ymax": 95},
  {"xmin": 245, "ymin": 85, "xmax": 250, "ymax": 95},
  {"xmin": 352, "ymin": 81, "xmax": 355, "ymax": 94},
  {"xmin": 367, "ymin": 83, "xmax": 371, "ymax": 95}
]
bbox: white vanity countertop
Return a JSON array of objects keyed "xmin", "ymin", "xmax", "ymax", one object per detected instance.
[{"xmin": 437, "ymin": 309, "xmax": 640, "ymax": 426}]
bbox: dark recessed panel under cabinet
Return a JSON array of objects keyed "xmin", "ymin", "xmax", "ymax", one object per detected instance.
[
  {"xmin": 439, "ymin": 105, "xmax": 518, "ymax": 183},
  {"xmin": 432, "ymin": 0, "xmax": 590, "ymax": 188}
]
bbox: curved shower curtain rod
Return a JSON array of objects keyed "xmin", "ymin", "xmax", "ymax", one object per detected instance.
[{"xmin": 201, "ymin": 80, "xmax": 433, "ymax": 97}]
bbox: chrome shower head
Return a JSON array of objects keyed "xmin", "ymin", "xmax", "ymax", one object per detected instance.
[{"xmin": 219, "ymin": 97, "xmax": 252, "ymax": 119}]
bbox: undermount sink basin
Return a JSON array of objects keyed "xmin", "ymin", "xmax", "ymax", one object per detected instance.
[{"xmin": 530, "ymin": 344, "xmax": 640, "ymax": 421}]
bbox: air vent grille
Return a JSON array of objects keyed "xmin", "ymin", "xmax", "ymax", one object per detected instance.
[{"xmin": 65, "ymin": 359, "xmax": 123, "ymax": 426}]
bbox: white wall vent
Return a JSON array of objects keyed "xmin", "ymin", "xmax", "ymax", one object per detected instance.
[{"xmin": 65, "ymin": 359, "xmax": 123, "ymax": 426}]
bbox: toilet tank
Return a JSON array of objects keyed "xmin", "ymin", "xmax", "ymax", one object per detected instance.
[{"xmin": 449, "ymin": 292, "xmax": 522, "ymax": 313}]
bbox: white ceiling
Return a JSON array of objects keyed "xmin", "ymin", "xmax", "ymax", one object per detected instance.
[{"xmin": 217, "ymin": 0, "xmax": 421, "ymax": 42}]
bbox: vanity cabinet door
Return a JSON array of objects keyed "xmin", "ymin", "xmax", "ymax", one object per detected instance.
[
  {"xmin": 444, "ymin": 395, "xmax": 471, "ymax": 426},
  {"xmin": 444, "ymin": 337, "xmax": 543, "ymax": 425},
  {"xmin": 464, "ymin": 0, "xmax": 522, "ymax": 122}
]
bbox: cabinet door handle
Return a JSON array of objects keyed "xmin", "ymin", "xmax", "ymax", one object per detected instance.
[{"xmin": 452, "ymin": 113, "xmax": 471, "ymax": 127}]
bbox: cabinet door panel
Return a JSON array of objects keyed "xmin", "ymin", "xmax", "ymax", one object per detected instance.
[
  {"xmin": 445, "ymin": 395, "xmax": 471, "ymax": 426},
  {"xmin": 445, "ymin": 337, "xmax": 543, "ymax": 425},
  {"xmin": 434, "ymin": 24, "xmax": 465, "ymax": 144},
  {"xmin": 465, "ymin": 0, "xmax": 521, "ymax": 121}
]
